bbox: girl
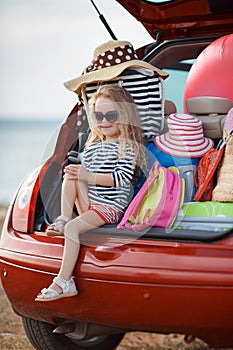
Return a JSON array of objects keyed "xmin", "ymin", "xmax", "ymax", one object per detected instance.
[{"xmin": 35, "ymin": 85, "xmax": 146, "ymax": 301}]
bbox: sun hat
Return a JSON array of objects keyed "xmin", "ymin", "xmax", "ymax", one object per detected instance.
[
  {"xmin": 224, "ymin": 107, "xmax": 233, "ymax": 135},
  {"xmin": 212, "ymin": 108, "xmax": 233, "ymax": 202},
  {"xmin": 64, "ymin": 40, "xmax": 168, "ymax": 95},
  {"xmin": 212, "ymin": 132, "xmax": 233, "ymax": 202},
  {"xmin": 154, "ymin": 113, "xmax": 214, "ymax": 158}
]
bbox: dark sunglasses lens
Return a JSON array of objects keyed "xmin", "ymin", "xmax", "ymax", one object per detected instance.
[
  {"xmin": 94, "ymin": 112, "xmax": 104, "ymax": 122},
  {"xmin": 94, "ymin": 110, "xmax": 119, "ymax": 123},
  {"xmin": 105, "ymin": 110, "xmax": 119, "ymax": 123}
]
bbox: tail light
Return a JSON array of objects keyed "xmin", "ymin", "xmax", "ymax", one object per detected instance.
[{"xmin": 12, "ymin": 162, "xmax": 50, "ymax": 233}]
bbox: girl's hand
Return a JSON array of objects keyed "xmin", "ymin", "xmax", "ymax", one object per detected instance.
[
  {"xmin": 64, "ymin": 164, "xmax": 88, "ymax": 181},
  {"xmin": 64, "ymin": 164, "xmax": 114, "ymax": 186}
]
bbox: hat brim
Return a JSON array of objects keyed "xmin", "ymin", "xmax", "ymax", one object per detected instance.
[
  {"xmin": 154, "ymin": 133, "xmax": 214, "ymax": 158},
  {"xmin": 64, "ymin": 60, "xmax": 168, "ymax": 95}
]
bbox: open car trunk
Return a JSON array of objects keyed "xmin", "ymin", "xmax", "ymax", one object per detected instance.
[{"xmin": 116, "ymin": 0, "xmax": 233, "ymax": 41}]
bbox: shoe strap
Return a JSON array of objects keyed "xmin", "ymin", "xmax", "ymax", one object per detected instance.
[
  {"xmin": 53, "ymin": 276, "xmax": 73, "ymax": 293},
  {"xmin": 56, "ymin": 215, "xmax": 70, "ymax": 223}
]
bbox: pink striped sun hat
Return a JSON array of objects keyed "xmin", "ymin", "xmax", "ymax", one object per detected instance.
[{"xmin": 154, "ymin": 113, "xmax": 214, "ymax": 157}]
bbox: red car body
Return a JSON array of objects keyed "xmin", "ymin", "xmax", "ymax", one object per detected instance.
[{"xmin": 1, "ymin": 1, "xmax": 233, "ymax": 349}]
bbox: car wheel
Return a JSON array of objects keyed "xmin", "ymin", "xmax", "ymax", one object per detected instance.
[{"xmin": 22, "ymin": 316, "xmax": 125, "ymax": 350}]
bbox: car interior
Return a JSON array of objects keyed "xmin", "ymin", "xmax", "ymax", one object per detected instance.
[{"xmin": 32, "ymin": 33, "xmax": 233, "ymax": 243}]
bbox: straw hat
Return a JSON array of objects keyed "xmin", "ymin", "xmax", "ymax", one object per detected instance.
[
  {"xmin": 154, "ymin": 113, "xmax": 214, "ymax": 158},
  {"xmin": 212, "ymin": 108, "xmax": 233, "ymax": 202},
  {"xmin": 212, "ymin": 134, "xmax": 233, "ymax": 201},
  {"xmin": 64, "ymin": 40, "xmax": 168, "ymax": 95}
]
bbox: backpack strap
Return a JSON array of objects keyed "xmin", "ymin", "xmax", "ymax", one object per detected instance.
[
  {"xmin": 130, "ymin": 162, "xmax": 160, "ymax": 219},
  {"xmin": 117, "ymin": 161, "xmax": 160, "ymax": 229},
  {"xmin": 140, "ymin": 167, "xmax": 181, "ymax": 228}
]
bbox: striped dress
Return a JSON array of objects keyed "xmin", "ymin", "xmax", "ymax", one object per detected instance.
[
  {"xmin": 85, "ymin": 68, "xmax": 163, "ymax": 140},
  {"xmin": 82, "ymin": 141, "xmax": 136, "ymax": 213}
]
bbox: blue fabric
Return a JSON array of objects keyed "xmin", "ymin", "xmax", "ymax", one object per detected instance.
[
  {"xmin": 146, "ymin": 142, "xmax": 201, "ymax": 169},
  {"xmin": 134, "ymin": 142, "xmax": 201, "ymax": 198}
]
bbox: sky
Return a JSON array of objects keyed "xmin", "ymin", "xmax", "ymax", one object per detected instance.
[{"xmin": 0, "ymin": 0, "xmax": 153, "ymax": 120}]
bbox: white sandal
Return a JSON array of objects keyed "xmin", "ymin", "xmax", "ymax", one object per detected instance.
[
  {"xmin": 46, "ymin": 215, "xmax": 70, "ymax": 236},
  {"xmin": 35, "ymin": 276, "xmax": 78, "ymax": 302}
]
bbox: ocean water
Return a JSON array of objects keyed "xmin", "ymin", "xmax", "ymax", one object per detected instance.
[{"xmin": 0, "ymin": 118, "xmax": 63, "ymax": 205}]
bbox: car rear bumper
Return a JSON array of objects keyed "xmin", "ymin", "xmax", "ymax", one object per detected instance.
[{"xmin": 1, "ymin": 234, "xmax": 233, "ymax": 348}]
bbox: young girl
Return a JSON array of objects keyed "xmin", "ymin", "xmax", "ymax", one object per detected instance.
[{"xmin": 35, "ymin": 85, "xmax": 146, "ymax": 301}]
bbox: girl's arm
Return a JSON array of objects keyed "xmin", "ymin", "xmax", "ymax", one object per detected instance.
[
  {"xmin": 64, "ymin": 164, "xmax": 114, "ymax": 186},
  {"xmin": 64, "ymin": 144, "xmax": 137, "ymax": 187},
  {"xmin": 85, "ymin": 169, "xmax": 114, "ymax": 186}
]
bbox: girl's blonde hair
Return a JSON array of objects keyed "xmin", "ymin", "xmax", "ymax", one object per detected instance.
[{"xmin": 86, "ymin": 85, "xmax": 147, "ymax": 176}]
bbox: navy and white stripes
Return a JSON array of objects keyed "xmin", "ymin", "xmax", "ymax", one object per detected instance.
[
  {"xmin": 85, "ymin": 68, "xmax": 163, "ymax": 140},
  {"xmin": 82, "ymin": 141, "xmax": 136, "ymax": 212}
]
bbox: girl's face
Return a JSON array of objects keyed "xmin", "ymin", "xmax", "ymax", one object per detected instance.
[{"xmin": 94, "ymin": 95, "xmax": 120, "ymax": 141}]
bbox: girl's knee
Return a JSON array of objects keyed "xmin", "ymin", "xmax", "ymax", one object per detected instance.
[{"xmin": 64, "ymin": 220, "xmax": 80, "ymax": 243}]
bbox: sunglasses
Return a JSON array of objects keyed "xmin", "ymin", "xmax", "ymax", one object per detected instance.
[{"xmin": 94, "ymin": 110, "xmax": 119, "ymax": 124}]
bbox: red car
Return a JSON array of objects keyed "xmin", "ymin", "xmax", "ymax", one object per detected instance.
[{"xmin": 1, "ymin": 1, "xmax": 233, "ymax": 349}]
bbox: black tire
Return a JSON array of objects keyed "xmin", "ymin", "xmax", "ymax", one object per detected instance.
[{"xmin": 22, "ymin": 316, "xmax": 125, "ymax": 350}]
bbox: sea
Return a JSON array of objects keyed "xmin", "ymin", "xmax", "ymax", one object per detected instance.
[{"xmin": 0, "ymin": 118, "xmax": 63, "ymax": 206}]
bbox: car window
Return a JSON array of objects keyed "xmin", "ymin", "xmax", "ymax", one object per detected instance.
[
  {"xmin": 163, "ymin": 69, "xmax": 188, "ymax": 113},
  {"xmin": 163, "ymin": 59, "xmax": 195, "ymax": 113}
]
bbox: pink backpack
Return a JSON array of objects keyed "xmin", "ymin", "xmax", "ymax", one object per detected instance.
[{"xmin": 117, "ymin": 161, "xmax": 183, "ymax": 231}]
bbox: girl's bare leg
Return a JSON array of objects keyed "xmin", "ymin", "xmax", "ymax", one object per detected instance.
[
  {"xmin": 61, "ymin": 177, "xmax": 89, "ymax": 218},
  {"xmin": 45, "ymin": 210, "xmax": 105, "ymax": 294},
  {"xmin": 75, "ymin": 178, "xmax": 89, "ymax": 214}
]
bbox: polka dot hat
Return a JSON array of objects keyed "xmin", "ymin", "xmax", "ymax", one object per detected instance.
[{"xmin": 64, "ymin": 40, "xmax": 168, "ymax": 95}]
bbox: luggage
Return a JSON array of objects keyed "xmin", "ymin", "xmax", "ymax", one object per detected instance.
[
  {"xmin": 177, "ymin": 164, "xmax": 196, "ymax": 202},
  {"xmin": 173, "ymin": 201, "xmax": 233, "ymax": 231}
]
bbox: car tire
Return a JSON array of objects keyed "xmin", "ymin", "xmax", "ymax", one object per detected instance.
[{"xmin": 22, "ymin": 316, "xmax": 125, "ymax": 350}]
